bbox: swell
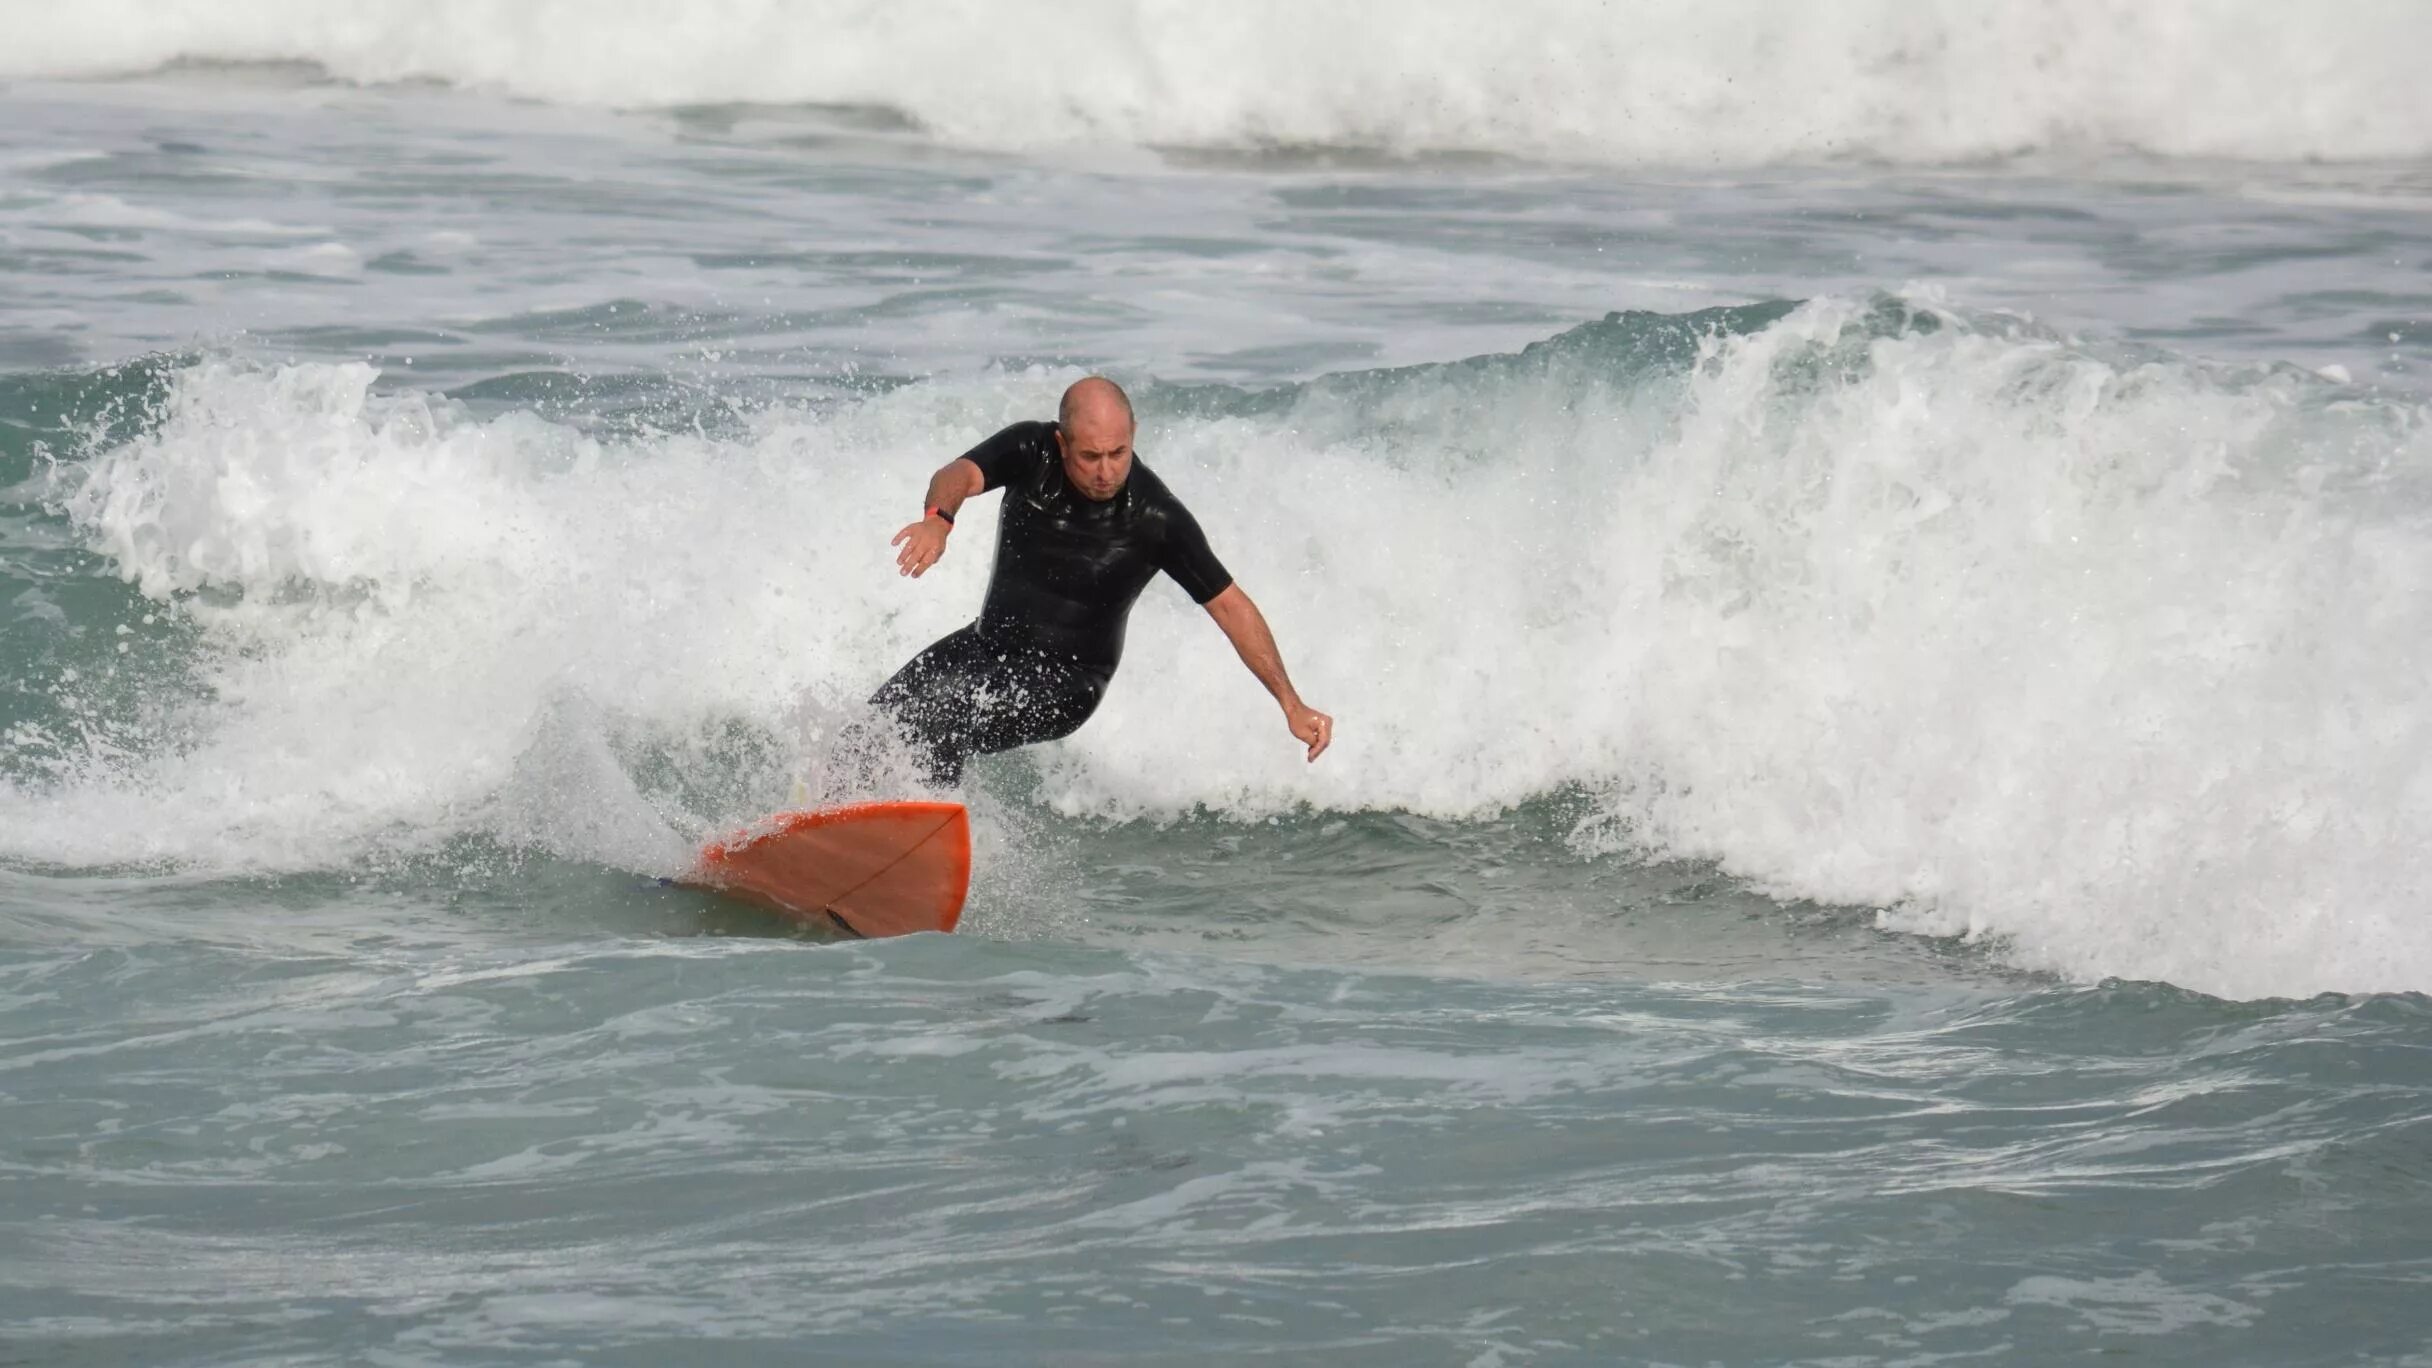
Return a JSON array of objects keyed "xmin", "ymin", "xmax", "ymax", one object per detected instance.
[{"xmin": 10, "ymin": 1, "xmax": 2432, "ymax": 165}]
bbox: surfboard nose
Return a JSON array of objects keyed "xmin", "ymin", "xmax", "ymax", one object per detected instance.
[{"xmin": 688, "ymin": 800, "xmax": 971, "ymax": 937}]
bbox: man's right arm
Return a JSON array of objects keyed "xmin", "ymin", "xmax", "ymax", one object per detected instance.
[
  {"xmin": 890, "ymin": 458, "xmax": 984, "ymax": 578},
  {"xmin": 890, "ymin": 421, "xmax": 1051, "ymax": 578},
  {"xmin": 923, "ymin": 457, "xmax": 985, "ymax": 524}
]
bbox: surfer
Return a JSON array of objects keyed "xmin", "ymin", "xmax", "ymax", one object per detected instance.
[{"xmin": 873, "ymin": 376, "xmax": 1332, "ymax": 785}]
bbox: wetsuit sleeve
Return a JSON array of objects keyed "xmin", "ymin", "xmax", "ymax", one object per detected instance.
[
  {"xmin": 960, "ymin": 421, "xmax": 1052, "ymax": 492},
  {"xmin": 1157, "ymin": 503, "xmax": 1235, "ymax": 604}
]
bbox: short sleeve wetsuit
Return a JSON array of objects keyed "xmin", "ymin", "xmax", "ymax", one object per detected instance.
[{"xmin": 869, "ymin": 420, "xmax": 1233, "ymax": 783}]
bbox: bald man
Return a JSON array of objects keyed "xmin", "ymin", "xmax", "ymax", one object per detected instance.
[{"xmin": 875, "ymin": 376, "xmax": 1332, "ymax": 785}]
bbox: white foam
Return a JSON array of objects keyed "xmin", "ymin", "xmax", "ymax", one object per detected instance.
[
  {"xmin": 17, "ymin": 191, "xmax": 327, "ymax": 239},
  {"xmin": 1046, "ymin": 303, "xmax": 2432, "ymax": 999},
  {"xmin": 11, "ymin": 362, "xmax": 1070, "ymax": 875},
  {"xmin": 1561, "ymin": 303, "xmax": 2432, "ymax": 1001},
  {"xmin": 261, "ymin": 241, "xmax": 363, "ymax": 278},
  {"xmin": 9, "ymin": 0, "xmax": 2431, "ymax": 165},
  {"xmin": 9, "ymin": 297, "xmax": 2432, "ymax": 998}
]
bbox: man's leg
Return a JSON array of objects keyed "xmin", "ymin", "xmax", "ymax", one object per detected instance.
[
  {"xmin": 965, "ymin": 656, "xmax": 1107, "ymax": 764},
  {"xmin": 867, "ymin": 627, "xmax": 995, "ymax": 785},
  {"xmin": 869, "ymin": 631, "xmax": 1109, "ymax": 786}
]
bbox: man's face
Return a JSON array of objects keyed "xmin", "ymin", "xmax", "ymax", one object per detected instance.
[{"xmin": 1057, "ymin": 412, "xmax": 1134, "ymax": 502}]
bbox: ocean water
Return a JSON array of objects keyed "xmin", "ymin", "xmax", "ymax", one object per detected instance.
[{"xmin": 4, "ymin": 6, "xmax": 2431, "ymax": 1364}]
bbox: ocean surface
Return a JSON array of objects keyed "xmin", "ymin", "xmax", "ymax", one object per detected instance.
[{"xmin": 4, "ymin": 6, "xmax": 2431, "ymax": 1364}]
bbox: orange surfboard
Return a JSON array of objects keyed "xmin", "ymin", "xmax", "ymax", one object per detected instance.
[{"xmin": 687, "ymin": 800, "xmax": 970, "ymax": 938}]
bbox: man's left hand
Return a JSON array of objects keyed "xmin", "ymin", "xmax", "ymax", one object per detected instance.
[{"xmin": 1287, "ymin": 704, "xmax": 1333, "ymax": 762}]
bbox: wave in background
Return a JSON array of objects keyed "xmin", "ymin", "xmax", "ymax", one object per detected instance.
[
  {"xmin": 9, "ymin": 0, "xmax": 2432, "ymax": 166},
  {"xmin": 3, "ymin": 297, "xmax": 2429, "ymax": 998}
]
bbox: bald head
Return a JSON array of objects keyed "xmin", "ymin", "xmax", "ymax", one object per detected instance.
[
  {"xmin": 1054, "ymin": 376, "xmax": 1137, "ymax": 502},
  {"xmin": 1059, "ymin": 376, "xmax": 1134, "ymax": 436}
]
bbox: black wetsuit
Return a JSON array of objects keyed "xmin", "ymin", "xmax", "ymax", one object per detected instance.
[{"xmin": 870, "ymin": 420, "xmax": 1233, "ymax": 783}]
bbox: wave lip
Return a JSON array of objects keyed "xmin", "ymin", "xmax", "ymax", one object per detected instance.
[{"xmin": 12, "ymin": 0, "xmax": 2432, "ymax": 165}]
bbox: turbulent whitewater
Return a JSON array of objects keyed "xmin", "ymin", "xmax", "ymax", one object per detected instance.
[{"xmin": 9, "ymin": 296, "xmax": 2429, "ymax": 997}]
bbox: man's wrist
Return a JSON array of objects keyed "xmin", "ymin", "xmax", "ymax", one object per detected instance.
[{"xmin": 925, "ymin": 505, "xmax": 955, "ymax": 528}]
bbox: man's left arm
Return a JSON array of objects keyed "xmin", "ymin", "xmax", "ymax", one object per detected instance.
[{"xmin": 1203, "ymin": 585, "xmax": 1333, "ymax": 762}]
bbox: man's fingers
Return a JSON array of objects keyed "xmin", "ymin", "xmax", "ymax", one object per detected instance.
[
  {"xmin": 1302, "ymin": 714, "xmax": 1332, "ymax": 762},
  {"xmin": 893, "ymin": 524, "xmax": 946, "ymax": 577}
]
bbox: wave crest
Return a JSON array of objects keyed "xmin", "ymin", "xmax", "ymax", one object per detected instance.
[
  {"xmin": 7, "ymin": 298, "xmax": 2432, "ymax": 996},
  {"xmin": 13, "ymin": 1, "xmax": 2432, "ymax": 164}
]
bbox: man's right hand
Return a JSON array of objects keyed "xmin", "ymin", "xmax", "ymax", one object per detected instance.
[{"xmin": 891, "ymin": 516, "xmax": 951, "ymax": 577}]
